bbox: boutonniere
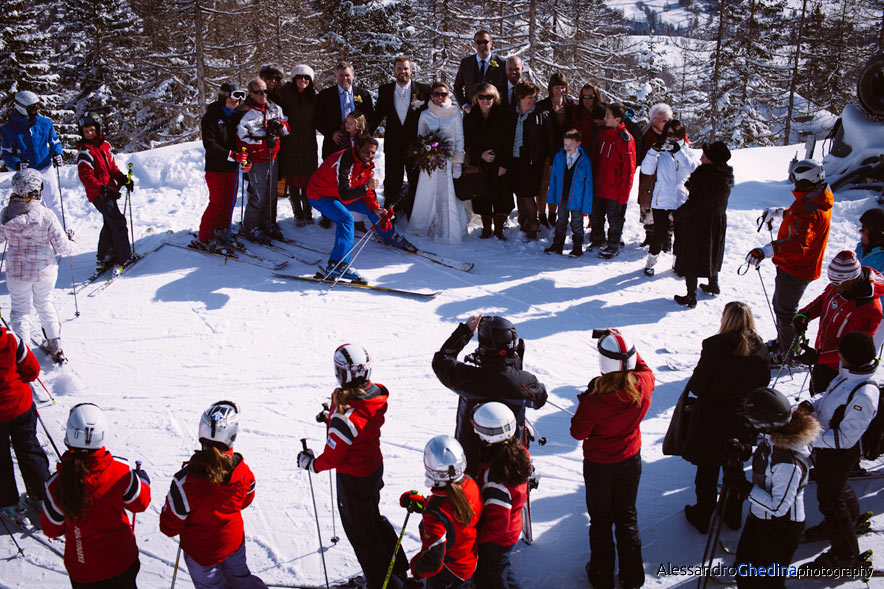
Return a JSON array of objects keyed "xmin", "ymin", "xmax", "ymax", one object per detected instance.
[
  {"xmin": 411, "ymin": 98, "xmax": 425, "ymax": 110},
  {"xmin": 489, "ymin": 60, "xmax": 499, "ymax": 68},
  {"xmin": 354, "ymin": 95, "xmax": 363, "ymax": 105}
]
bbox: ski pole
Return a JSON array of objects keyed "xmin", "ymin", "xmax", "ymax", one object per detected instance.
[
  {"xmin": 324, "ymin": 222, "xmax": 379, "ymax": 289},
  {"xmin": 301, "ymin": 438, "xmax": 330, "ymax": 589},
  {"xmin": 54, "ymin": 163, "xmax": 68, "ymax": 232},
  {"xmin": 224, "ymin": 161, "xmax": 243, "ymax": 264},
  {"xmin": 170, "ymin": 542, "xmax": 182, "ymax": 589},
  {"xmin": 240, "ymin": 151, "xmax": 247, "ymax": 226},
  {"xmin": 35, "ymin": 407, "xmax": 62, "ymax": 460},
  {"xmin": 68, "ymin": 254, "xmax": 80, "ymax": 317},
  {"xmin": 126, "ymin": 163, "xmax": 136, "ymax": 256},
  {"xmin": 35, "ymin": 376, "xmax": 56, "ymax": 404},
  {"xmin": 546, "ymin": 399, "xmax": 575, "ymax": 416},
  {"xmin": 381, "ymin": 510, "xmax": 411, "ymax": 589},
  {"xmin": 0, "ymin": 515, "xmax": 24, "ymax": 557},
  {"xmin": 755, "ymin": 266, "xmax": 778, "ymax": 332},
  {"xmin": 329, "ymin": 471, "xmax": 339, "ymax": 544},
  {"xmin": 130, "ymin": 460, "xmax": 142, "ymax": 532},
  {"xmin": 698, "ymin": 485, "xmax": 730, "ymax": 589}
]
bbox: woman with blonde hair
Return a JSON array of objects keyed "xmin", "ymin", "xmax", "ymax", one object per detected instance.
[
  {"xmin": 682, "ymin": 302, "xmax": 771, "ymax": 535},
  {"xmin": 570, "ymin": 329, "xmax": 654, "ymax": 589}
]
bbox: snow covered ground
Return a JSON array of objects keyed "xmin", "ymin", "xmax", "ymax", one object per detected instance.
[{"xmin": 1, "ymin": 139, "xmax": 882, "ymax": 588}]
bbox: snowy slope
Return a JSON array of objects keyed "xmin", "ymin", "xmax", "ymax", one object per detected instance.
[{"xmin": 1, "ymin": 139, "xmax": 882, "ymax": 588}]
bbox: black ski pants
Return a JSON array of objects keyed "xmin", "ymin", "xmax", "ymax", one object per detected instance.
[
  {"xmin": 734, "ymin": 514, "xmax": 804, "ymax": 589},
  {"xmin": 336, "ymin": 465, "xmax": 408, "ymax": 589},
  {"xmin": 93, "ymin": 196, "xmax": 131, "ymax": 264},
  {"xmin": 477, "ymin": 541, "xmax": 521, "ymax": 589},
  {"xmin": 814, "ymin": 446, "xmax": 861, "ymax": 562},
  {"xmin": 583, "ymin": 452, "xmax": 644, "ymax": 589},
  {"xmin": 0, "ymin": 403, "xmax": 50, "ymax": 508}
]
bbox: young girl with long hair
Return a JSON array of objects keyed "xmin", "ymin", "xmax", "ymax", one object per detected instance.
[
  {"xmin": 159, "ymin": 401, "xmax": 266, "ymax": 589},
  {"xmin": 472, "ymin": 402, "xmax": 531, "ymax": 588},
  {"xmin": 42, "ymin": 403, "xmax": 151, "ymax": 588},
  {"xmin": 570, "ymin": 329, "xmax": 654, "ymax": 589},
  {"xmin": 297, "ymin": 344, "xmax": 409, "ymax": 589}
]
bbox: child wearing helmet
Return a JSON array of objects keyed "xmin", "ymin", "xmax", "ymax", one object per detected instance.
[
  {"xmin": 159, "ymin": 401, "xmax": 267, "ymax": 589},
  {"xmin": 297, "ymin": 344, "xmax": 409, "ymax": 588},
  {"xmin": 725, "ymin": 387, "xmax": 820, "ymax": 588},
  {"xmin": 41, "ymin": 403, "xmax": 151, "ymax": 587},
  {"xmin": 0, "ymin": 168, "xmax": 74, "ymax": 363},
  {"xmin": 569, "ymin": 329, "xmax": 654, "ymax": 589},
  {"xmin": 400, "ymin": 435, "xmax": 482, "ymax": 588},
  {"xmin": 471, "ymin": 402, "xmax": 531, "ymax": 588}
]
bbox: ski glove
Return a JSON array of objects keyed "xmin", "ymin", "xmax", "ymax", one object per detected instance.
[
  {"xmin": 65, "ymin": 229, "xmax": 75, "ymax": 240},
  {"xmin": 52, "ymin": 154, "xmax": 64, "ymax": 168},
  {"xmin": 762, "ymin": 207, "xmax": 785, "ymax": 220},
  {"xmin": 667, "ymin": 141, "xmax": 681, "ymax": 154},
  {"xmin": 795, "ymin": 346, "xmax": 818, "ymax": 366},
  {"xmin": 315, "ymin": 403, "xmax": 330, "ymax": 424},
  {"xmin": 99, "ymin": 185, "xmax": 122, "ymax": 200},
  {"xmin": 232, "ymin": 150, "xmax": 249, "ymax": 165},
  {"xmin": 532, "ymin": 387, "xmax": 548, "ymax": 410},
  {"xmin": 379, "ymin": 209, "xmax": 393, "ymax": 233},
  {"xmin": 297, "ymin": 449, "xmax": 315, "ymax": 471},
  {"xmin": 791, "ymin": 313, "xmax": 809, "ymax": 334},
  {"xmin": 746, "ymin": 243, "xmax": 774, "ymax": 267},
  {"xmin": 134, "ymin": 467, "xmax": 150, "ymax": 485},
  {"xmin": 399, "ymin": 491, "xmax": 426, "ymax": 513}
]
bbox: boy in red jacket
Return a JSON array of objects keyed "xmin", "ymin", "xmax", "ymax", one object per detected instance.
[{"xmin": 589, "ymin": 103, "xmax": 637, "ymax": 259}]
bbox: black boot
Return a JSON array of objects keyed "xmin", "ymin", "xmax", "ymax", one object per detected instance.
[
  {"xmin": 568, "ymin": 239, "xmax": 583, "ymax": 257},
  {"xmin": 544, "ymin": 239, "xmax": 564, "ymax": 254},
  {"xmin": 639, "ymin": 225, "xmax": 654, "ymax": 248},
  {"xmin": 700, "ymin": 276, "xmax": 720, "ymax": 295},
  {"xmin": 493, "ymin": 215, "xmax": 507, "ymax": 240},
  {"xmin": 674, "ymin": 292, "xmax": 697, "ymax": 308},
  {"xmin": 480, "ymin": 215, "xmax": 493, "ymax": 239},
  {"xmin": 548, "ymin": 209, "xmax": 557, "ymax": 226}
]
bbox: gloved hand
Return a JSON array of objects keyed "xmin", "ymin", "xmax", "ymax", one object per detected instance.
[
  {"xmin": 121, "ymin": 177, "xmax": 134, "ymax": 192},
  {"xmin": 99, "ymin": 185, "xmax": 122, "ymax": 200},
  {"xmin": 297, "ymin": 449, "xmax": 315, "ymax": 471},
  {"xmin": 659, "ymin": 142, "xmax": 675, "ymax": 152},
  {"xmin": 65, "ymin": 229, "xmax": 75, "ymax": 240},
  {"xmin": 791, "ymin": 313, "xmax": 808, "ymax": 334},
  {"xmin": 795, "ymin": 346, "xmax": 818, "ymax": 367},
  {"xmin": 653, "ymin": 138, "xmax": 666, "ymax": 152},
  {"xmin": 724, "ymin": 438, "xmax": 752, "ymax": 465},
  {"xmin": 452, "ymin": 164, "xmax": 462, "ymax": 179},
  {"xmin": 745, "ymin": 243, "xmax": 774, "ymax": 267},
  {"xmin": 399, "ymin": 490, "xmax": 426, "ymax": 513},
  {"xmin": 796, "ymin": 400, "xmax": 814, "ymax": 415},
  {"xmin": 315, "ymin": 403, "xmax": 330, "ymax": 424},
  {"xmin": 533, "ymin": 387, "xmax": 548, "ymax": 410},
  {"xmin": 379, "ymin": 209, "xmax": 394, "ymax": 233},
  {"xmin": 241, "ymin": 161, "xmax": 252, "ymax": 173},
  {"xmin": 232, "ymin": 150, "xmax": 249, "ymax": 165},
  {"xmin": 53, "ymin": 154, "xmax": 64, "ymax": 168},
  {"xmin": 134, "ymin": 467, "xmax": 150, "ymax": 485},
  {"xmin": 516, "ymin": 338, "xmax": 525, "ymax": 363},
  {"xmin": 266, "ymin": 118, "xmax": 284, "ymax": 136},
  {"xmin": 667, "ymin": 141, "xmax": 681, "ymax": 154}
]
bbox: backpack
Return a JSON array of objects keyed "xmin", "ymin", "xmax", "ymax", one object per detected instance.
[{"xmin": 829, "ymin": 380, "xmax": 884, "ymax": 459}]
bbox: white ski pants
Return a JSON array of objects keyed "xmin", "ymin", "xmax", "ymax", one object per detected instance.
[
  {"xmin": 37, "ymin": 166, "xmax": 64, "ymax": 224},
  {"xmin": 7, "ymin": 266, "xmax": 61, "ymax": 342}
]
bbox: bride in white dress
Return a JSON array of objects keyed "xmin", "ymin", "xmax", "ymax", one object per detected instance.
[{"xmin": 409, "ymin": 81, "xmax": 468, "ymax": 245}]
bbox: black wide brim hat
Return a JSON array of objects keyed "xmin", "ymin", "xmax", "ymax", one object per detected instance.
[{"xmin": 702, "ymin": 141, "xmax": 731, "ymax": 164}]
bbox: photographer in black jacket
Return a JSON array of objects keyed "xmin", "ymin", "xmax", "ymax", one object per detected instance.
[{"xmin": 432, "ymin": 314, "xmax": 548, "ymax": 474}]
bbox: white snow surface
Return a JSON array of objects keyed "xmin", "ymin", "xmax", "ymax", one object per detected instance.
[{"xmin": 1, "ymin": 139, "xmax": 882, "ymax": 588}]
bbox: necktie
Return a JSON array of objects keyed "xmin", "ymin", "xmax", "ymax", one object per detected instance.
[
  {"xmin": 509, "ymin": 87, "xmax": 514, "ymax": 105},
  {"xmin": 342, "ymin": 91, "xmax": 352, "ymax": 119},
  {"xmin": 480, "ymin": 59, "xmax": 486, "ymax": 77}
]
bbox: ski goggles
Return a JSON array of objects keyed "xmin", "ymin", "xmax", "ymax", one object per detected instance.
[
  {"xmin": 78, "ymin": 112, "xmax": 101, "ymax": 127},
  {"xmin": 220, "ymin": 88, "xmax": 247, "ymax": 101}
]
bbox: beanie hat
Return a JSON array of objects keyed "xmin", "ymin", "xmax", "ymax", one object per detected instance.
[
  {"xmin": 291, "ymin": 64, "xmax": 315, "ymax": 80},
  {"xmin": 827, "ymin": 250, "xmax": 862, "ymax": 284},
  {"xmin": 838, "ymin": 331, "xmax": 877, "ymax": 367}
]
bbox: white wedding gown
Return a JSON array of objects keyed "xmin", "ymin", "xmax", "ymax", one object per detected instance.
[{"xmin": 409, "ymin": 99, "xmax": 468, "ymax": 245}]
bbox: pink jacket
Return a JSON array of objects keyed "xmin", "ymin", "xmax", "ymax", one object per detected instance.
[{"xmin": 0, "ymin": 200, "xmax": 73, "ymax": 282}]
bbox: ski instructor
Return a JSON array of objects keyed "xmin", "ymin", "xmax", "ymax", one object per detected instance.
[{"xmin": 306, "ymin": 135, "xmax": 416, "ymax": 283}]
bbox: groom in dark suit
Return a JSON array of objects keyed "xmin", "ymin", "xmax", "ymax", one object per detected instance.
[
  {"xmin": 453, "ymin": 30, "xmax": 507, "ymax": 111},
  {"xmin": 372, "ymin": 56, "xmax": 430, "ymax": 220},
  {"xmin": 315, "ymin": 62, "xmax": 375, "ymax": 159}
]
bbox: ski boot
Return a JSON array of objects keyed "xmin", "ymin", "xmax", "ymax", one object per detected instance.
[
  {"xmin": 322, "ymin": 261, "xmax": 367, "ymax": 284},
  {"xmin": 598, "ymin": 245, "xmax": 619, "ymax": 259},
  {"xmin": 45, "ymin": 338, "xmax": 67, "ymax": 364},
  {"xmin": 803, "ymin": 511, "xmax": 873, "ymax": 541},
  {"xmin": 244, "ymin": 227, "xmax": 272, "ymax": 245},
  {"xmin": 382, "ymin": 233, "xmax": 418, "ymax": 253},
  {"xmin": 568, "ymin": 241, "xmax": 583, "ymax": 257},
  {"xmin": 95, "ymin": 257, "xmax": 114, "ymax": 275},
  {"xmin": 544, "ymin": 240, "xmax": 564, "ymax": 255},
  {"xmin": 265, "ymin": 223, "xmax": 285, "ymax": 241}
]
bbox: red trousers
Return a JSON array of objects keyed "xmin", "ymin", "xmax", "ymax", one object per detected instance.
[{"xmin": 198, "ymin": 172, "xmax": 237, "ymax": 242}]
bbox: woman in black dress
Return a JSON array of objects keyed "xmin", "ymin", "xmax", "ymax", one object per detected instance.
[
  {"xmin": 279, "ymin": 64, "xmax": 318, "ymax": 226},
  {"xmin": 463, "ymin": 83, "xmax": 514, "ymax": 240}
]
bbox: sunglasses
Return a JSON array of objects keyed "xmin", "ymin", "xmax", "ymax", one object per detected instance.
[
  {"xmin": 432, "ymin": 91, "xmax": 449, "ymax": 97},
  {"xmin": 581, "ymin": 95, "xmax": 594, "ymax": 100},
  {"xmin": 250, "ymin": 89, "xmax": 268, "ymax": 95},
  {"xmin": 268, "ymin": 76, "xmax": 282, "ymax": 82},
  {"xmin": 477, "ymin": 94, "xmax": 494, "ymax": 101},
  {"xmin": 294, "ymin": 75, "xmax": 310, "ymax": 81},
  {"xmin": 475, "ymin": 39, "xmax": 490, "ymax": 45}
]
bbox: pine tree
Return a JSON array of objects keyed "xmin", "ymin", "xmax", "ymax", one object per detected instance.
[{"xmin": 0, "ymin": 0, "xmax": 60, "ymax": 110}]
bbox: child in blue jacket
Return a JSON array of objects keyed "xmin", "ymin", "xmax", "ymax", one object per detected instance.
[{"xmin": 544, "ymin": 129, "xmax": 593, "ymax": 257}]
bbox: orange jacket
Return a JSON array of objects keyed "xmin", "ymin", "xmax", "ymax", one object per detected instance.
[{"xmin": 772, "ymin": 185, "xmax": 833, "ymax": 282}]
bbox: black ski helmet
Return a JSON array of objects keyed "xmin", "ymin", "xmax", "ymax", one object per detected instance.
[
  {"xmin": 477, "ymin": 316, "xmax": 518, "ymax": 356},
  {"xmin": 860, "ymin": 207, "xmax": 884, "ymax": 244},
  {"xmin": 77, "ymin": 112, "xmax": 102, "ymax": 138},
  {"xmin": 743, "ymin": 387, "xmax": 791, "ymax": 432}
]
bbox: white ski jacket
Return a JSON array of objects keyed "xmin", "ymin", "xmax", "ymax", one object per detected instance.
[
  {"xmin": 639, "ymin": 140, "xmax": 701, "ymax": 210},
  {"xmin": 811, "ymin": 363, "xmax": 880, "ymax": 451}
]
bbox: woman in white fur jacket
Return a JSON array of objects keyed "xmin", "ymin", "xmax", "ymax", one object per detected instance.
[
  {"xmin": 0, "ymin": 168, "xmax": 73, "ymax": 362},
  {"xmin": 409, "ymin": 81, "xmax": 468, "ymax": 245}
]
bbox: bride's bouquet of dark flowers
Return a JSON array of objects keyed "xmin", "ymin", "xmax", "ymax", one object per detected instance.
[{"xmin": 407, "ymin": 132, "xmax": 452, "ymax": 174}]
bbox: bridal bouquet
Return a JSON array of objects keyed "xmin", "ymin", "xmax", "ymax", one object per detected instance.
[{"xmin": 406, "ymin": 132, "xmax": 452, "ymax": 174}]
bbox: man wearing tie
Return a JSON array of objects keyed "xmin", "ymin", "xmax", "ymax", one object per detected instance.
[
  {"xmin": 316, "ymin": 62, "xmax": 375, "ymax": 159},
  {"xmin": 497, "ymin": 56, "xmax": 524, "ymax": 112},
  {"xmin": 372, "ymin": 56, "xmax": 430, "ymax": 221},
  {"xmin": 453, "ymin": 31, "xmax": 507, "ymax": 112}
]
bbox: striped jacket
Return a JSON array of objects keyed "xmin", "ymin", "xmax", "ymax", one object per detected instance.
[
  {"xmin": 159, "ymin": 451, "xmax": 256, "ymax": 566},
  {"xmin": 0, "ymin": 199, "xmax": 72, "ymax": 283},
  {"xmin": 76, "ymin": 138, "xmax": 126, "ymax": 203},
  {"xmin": 475, "ymin": 461, "xmax": 528, "ymax": 546},
  {"xmin": 311, "ymin": 383, "xmax": 389, "ymax": 477},
  {"xmin": 41, "ymin": 449, "xmax": 150, "ymax": 584}
]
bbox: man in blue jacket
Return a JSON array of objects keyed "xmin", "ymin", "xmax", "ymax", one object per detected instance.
[{"xmin": 1, "ymin": 91, "xmax": 65, "ymax": 220}]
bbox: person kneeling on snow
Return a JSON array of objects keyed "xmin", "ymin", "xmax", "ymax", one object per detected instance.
[
  {"xmin": 0, "ymin": 168, "xmax": 73, "ymax": 362},
  {"xmin": 306, "ymin": 135, "xmax": 416, "ymax": 284},
  {"xmin": 727, "ymin": 387, "xmax": 819, "ymax": 589}
]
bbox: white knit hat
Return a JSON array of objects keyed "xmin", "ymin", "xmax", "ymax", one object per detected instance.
[
  {"xmin": 290, "ymin": 65, "xmax": 315, "ymax": 80},
  {"xmin": 828, "ymin": 250, "xmax": 862, "ymax": 284}
]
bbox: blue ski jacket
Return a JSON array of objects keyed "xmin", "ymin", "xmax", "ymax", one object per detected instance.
[
  {"xmin": 1, "ymin": 112, "xmax": 63, "ymax": 171},
  {"xmin": 546, "ymin": 146, "xmax": 593, "ymax": 213}
]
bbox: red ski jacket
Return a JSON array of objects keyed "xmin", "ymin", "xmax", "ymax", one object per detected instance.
[
  {"xmin": 311, "ymin": 382, "xmax": 388, "ymax": 477},
  {"xmin": 306, "ymin": 148, "xmax": 380, "ymax": 210},
  {"xmin": 411, "ymin": 476, "xmax": 483, "ymax": 582},
  {"xmin": 475, "ymin": 461, "xmax": 528, "ymax": 547},
  {"xmin": 0, "ymin": 326, "xmax": 39, "ymax": 422},
  {"xmin": 159, "ymin": 451, "xmax": 256, "ymax": 566},
  {"xmin": 592, "ymin": 122, "xmax": 637, "ymax": 205},
  {"xmin": 76, "ymin": 138, "xmax": 126, "ymax": 203},
  {"xmin": 772, "ymin": 186, "xmax": 833, "ymax": 282},
  {"xmin": 799, "ymin": 267, "xmax": 884, "ymax": 370},
  {"xmin": 570, "ymin": 354, "xmax": 655, "ymax": 464},
  {"xmin": 41, "ymin": 449, "xmax": 151, "ymax": 584}
]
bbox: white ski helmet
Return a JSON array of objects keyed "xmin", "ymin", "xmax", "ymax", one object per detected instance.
[
  {"xmin": 789, "ymin": 158, "xmax": 825, "ymax": 187},
  {"xmin": 472, "ymin": 402, "xmax": 517, "ymax": 444},
  {"xmin": 11, "ymin": 168, "xmax": 43, "ymax": 199},
  {"xmin": 597, "ymin": 330, "xmax": 636, "ymax": 374},
  {"xmin": 198, "ymin": 400, "xmax": 239, "ymax": 448},
  {"xmin": 14, "ymin": 91, "xmax": 40, "ymax": 116},
  {"xmin": 423, "ymin": 434, "xmax": 466, "ymax": 486},
  {"xmin": 65, "ymin": 403, "xmax": 107, "ymax": 451},
  {"xmin": 334, "ymin": 343, "xmax": 372, "ymax": 388}
]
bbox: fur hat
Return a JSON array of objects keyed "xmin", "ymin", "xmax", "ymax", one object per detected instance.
[
  {"xmin": 838, "ymin": 331, "xmax": 877, "ymax": 367},
  {"xmin": 259, "ymin": 64, "xmax": 284, "ymax": 80},
  {"xmin": 290, "ymin": 64, "xmax": 315, "ymax": 80},
  {"xmin": 702, "ymin": 141, "xmax": 731, "ymax": 164},
  {"xmin": 828, "ymin": 250, "xmax": 862, "ymax": 284}
]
